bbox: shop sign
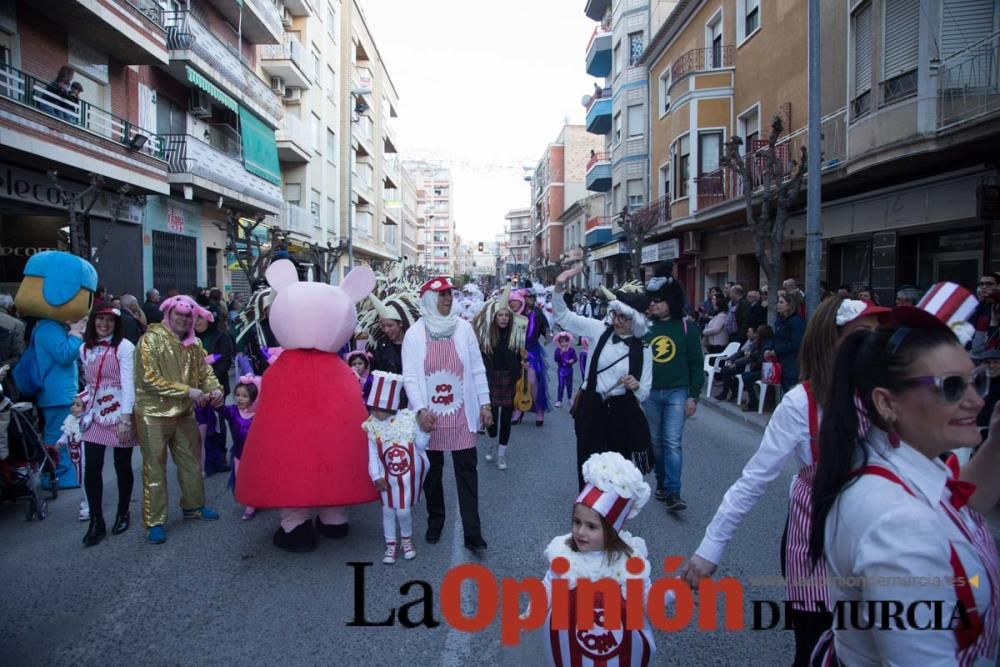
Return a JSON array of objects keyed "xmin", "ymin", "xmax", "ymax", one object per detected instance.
[
  {"xmin": 641, "ymin": 239, "xmax": 680, "ymax": 264},
  {"xmin": 0, "ymin": 164, "xmax": 142, "ymax": 224},
  {"xmin": 0, "ymin": 246, "xmax": 59, "ymax": 256},
  {"xmin": 590, "ymin": 241, "xmax": 626, "ymax": 261},
  {"xmin": 167, "ymin": 207, "xmax": 186, "ymax": 233}
]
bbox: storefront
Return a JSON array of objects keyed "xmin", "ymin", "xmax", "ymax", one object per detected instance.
[
  {"xmin": 0, "ymin": 163, "xmax": 143, "ymax": 296},
  {"xmin": 590, "ymin": 240, "xmax": 628, "ymax": 286},
  {"xmin": 640, "ymin": 238, "xmax": 680, "ymax": 282},
  {"xmin": 143, "ymin": 196, "xmax": 202, "ymax": 296}
]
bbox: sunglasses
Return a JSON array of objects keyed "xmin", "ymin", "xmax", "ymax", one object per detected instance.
[
  {"xmin": 900, "ymin": 366, "xmax": 990, "ymax": 403},
  {"xmin": 612, "ymin": 312, "xmax": 632, "ymax": 323}
]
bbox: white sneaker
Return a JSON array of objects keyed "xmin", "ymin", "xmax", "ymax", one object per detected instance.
[
  {"xmin": 401, "ymin": 537, "xmax": 416, "ymax": 560},
  {"xmin": 78, "ymin": 504, "xmax": 89, "ymax": 522},
  {"xmin": 555, "ymin": 401, "xmax": 562, "ymax": 408},
  {"xmin": 485, "ymin": 445, "xmax": 495, "ymax": 463},
  {"xmin": 382, "ymin": 542, "xmax": 397, "ymax": 565},
  {"xmin": 497, "ymin": 456, "xmax": 508, "ymax": 471}
]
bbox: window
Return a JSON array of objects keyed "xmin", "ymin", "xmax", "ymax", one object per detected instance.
[
  {"xmin": 738, "ymin": 106, "xmax": 760, "ymax": 155},
  {"xmin": 940, "ymin": 0, "xmax": 996, "ymax": 89},
  {"xmin": 612, "ymin": 184, "xmax": 622, "ymax": 213},
  {"xmin": 698, "ymin": 131, "xmax": 723, "ymax": 175},
  {"xmin": 326, "ymin": 66, "xmax": 335, "ymax": 94},
  {"xmin": 851, "ymin": 1, "xmax": 874, "ymax": 119},
  {"xmin": 312, "ymin": 112, "xmax": 321, "ymax": 151},
  {"xmin": 881, "ymin": 0, "xmax": 919, "ymax": 104},
  {"xmin": 285, "ymin": 183, "xmax": 302, "ymax": 208},
  {"xmin": 311, "ymin": 189, "xmax": 321, "ymax": 227},
  {"xmin": 737, "ymin": 0, "xmax": 761, "ymax": 43},
  {"xmin": 613, "ymin": 112, "xmax": 622, "ymax": 143},
  {"xmin": 326, "ymin": 197, "xmax": 336, "ymax": 231},
  {"xmin": 627, "ymin": 105, "xmax": 643, "ymax": 137},
  {"xmin": 326, "ymin": 129, "xmax": 336, "ymax": 162},
  {"xmin": 628, "ymin": 32, "xmax": 644, "ymax": 66},
  {"xmin": 327, "ymin": 3, "xmax": 336, "ymax": 39},
  {"xmin": 658, "ymin": 69, "xmax": 671, "ymax": 116},
  {"xmin": 659, "ymin": 164, "xmax": 671, "ymax": 200},
  {"xmin": 627, "ymin": 179, "xmax": 644, "ymax": 209},
  {"xmin": 613, "ymin": 42, "xmax": 623, "ymax": 76},
  {"xmin": 312, "ymin": 49, "xmax": 321, "ymax": 81},
  {"xmin": 707, "ymin": 13, "xmax": 724, "ymax": 68},
  {"xmin": 675, "ymin": 135, "xmax": 690, "ymax": 198}
]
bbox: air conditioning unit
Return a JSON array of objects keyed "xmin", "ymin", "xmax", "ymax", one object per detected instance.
[
  {"xmin": 190, "ymin": 90, "xmax": 212, "ymax": 118},
  {"xmin": 270, "ymin": 76, "xmax": 286, "ymax": 96},
  {"xmin": 284, "ymin": 86, "xmax": 302, "ymax": 103},
  {"xmin": 281, "ymin": 6, "xmax": 293, "ymax": 27},
  {"xmin": 683, "ymin": 231, "xmax": 702, "ymax": 255}
]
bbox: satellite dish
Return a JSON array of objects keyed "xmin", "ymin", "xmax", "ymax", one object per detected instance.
[{"xmin": 581, "ymin": 95, "xmax": 592, "ymax": 107}]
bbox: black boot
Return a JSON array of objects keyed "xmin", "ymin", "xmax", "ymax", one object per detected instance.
[
  {"xmin": 315, "ymin": 516, "xmax": 349, "ymax": 539},
  {"xmin": 273, "ymin": 521, "xmax": 317, "ymax": 553},
  {"xmin": 111, "ymin": 511, "xmax": 130, "ymax": 535},
  {"xmin": 83, "ymin": 517, "xmax": 106, "ymax": 547}
]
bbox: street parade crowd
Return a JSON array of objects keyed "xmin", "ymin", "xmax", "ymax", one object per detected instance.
[{"xmin": 2, "ymin": 248, "xmax": 1000, "ymax": 665}]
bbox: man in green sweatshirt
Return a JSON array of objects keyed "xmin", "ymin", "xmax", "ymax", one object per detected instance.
[{"xmin": 643, "ymin": 269, "xmax": 704, "ymax": 511}]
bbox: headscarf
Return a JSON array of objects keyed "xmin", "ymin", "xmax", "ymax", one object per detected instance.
[{"xmin": 419, "ymin": 290, "xmax": 458, "ymax": 339}]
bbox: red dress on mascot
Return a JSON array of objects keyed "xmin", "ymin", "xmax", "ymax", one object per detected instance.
[{"xmin": 236, "ymin": 259, "xmax": 378, "ymax": 552}]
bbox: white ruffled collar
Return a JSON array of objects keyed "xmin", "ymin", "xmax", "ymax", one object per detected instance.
[{"xmin": 543, "ymin": 531, "xmax": 650, "ymax": 593}]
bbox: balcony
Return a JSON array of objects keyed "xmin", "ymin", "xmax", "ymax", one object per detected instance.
[
  {"xmin": 383, "ymin": 154, "xmax": 401, "ymax": 187},
  {"xmin": 585, "ymin": 87, "xmax": 612, "ymax": 134},
  {"xmin": 281, "ymin": 202, "xmax": 310, "ymax": 235},
  {"xmin": 937, "ymin": 31, "xmax": 1000, "ymax": 131},
  {"xmin": 204, "ymin": 0, "xmax": 282, "ymax": 44},
  {"xmin": 585, "ymin": 152, "xmax": 612, "ymax": 191},
  {"xmin": 284, "ymin": 0, "xmax": 315, "ymax": 16},
  {"xmin": 384, "ymin": 188, "xmax": 401, "ymax": 223},
  {"xmin": 0, "ymin": 63, "xmax": 168, "ymax": 194},
  {"xmin": 162, "ymin": 134, "xmax": 282, "ymax": 214},
  {"xmin": 586, "ymin": 26, "xmax": 613, "ymax": 77},
  {"xmin": 260, "ymin": 36, "xmax": 312, "ymax": 89},
  {"xmin": 31, "ymin": 0, "xmax": 168, "ymax": 65},
  {"xmin": 585, "ymin": 215, "xmax": 613, "ymax": 247},
  {"xmin": 353, "ymin": 114, "xmax": 375, "ymax": 155},
  {"xmin": 671, "ymin": 46, "xmax": 735, "ymax": 82},
  {"xmin": 163, "ymin": 11, "xmax": 283, "ymax": 126},
  {"xmin": 630, "ymin": 196, "xmax": 672, "ymax": 234},
  {"xmin": 584, "ymin": 0, "xmax": 611, "ymax": 22},
  {"xmin": 275, "ymin": 112, "xmax": 311, "ymax": 163}
]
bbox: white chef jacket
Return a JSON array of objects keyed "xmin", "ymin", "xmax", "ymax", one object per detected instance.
[
  {"xmin": 553, "ymin": 294, "xmax": 651, "ymax": 403},
  {"xmin": 824, "ymin": 430, "xmax": 998, "ymax": 666}
]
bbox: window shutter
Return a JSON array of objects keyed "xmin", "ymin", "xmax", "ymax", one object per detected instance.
[
  {"xmin": 883, "ymin": 0, "xmax": 919, "ymax": 77},
  {"xmin": 853, "ymin": 2, "xmax": 874, "ymax": 93},
  {"xmin": 941, "ymin": 0, "xmax": 996, "ymax": 59}
]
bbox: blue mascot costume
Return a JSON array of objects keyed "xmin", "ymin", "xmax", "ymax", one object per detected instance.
[{"xmin": 13, "ymin": 252, "xmax": 97, "ymax": 489}]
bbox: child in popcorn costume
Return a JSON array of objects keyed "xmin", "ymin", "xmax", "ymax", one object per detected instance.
[
  {"xmin": 57, "ymin": 392, "xmax": 90, "ymax": 522},
  {"xmin": 364, "ymin": 371, "xmax": 429, "ymax": 564},
  {"xmin": 539, "ymin": 452, "xmax": 657, "ymax": 666}
]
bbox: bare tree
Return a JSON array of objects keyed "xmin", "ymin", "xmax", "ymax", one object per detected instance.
[
  {"xmin": 48, "ymin": 171, "xmax": 143, "ymax": 262},
  {"xmin": 218, "ymin": 209, "xmax": 276, "ymax": 285},
  {"xmin": 304, "ymin": 240, "xmax": 346, "ymax": 284},
  {"xmin": 720, "ymin": 115, "xmax": 807, "ymax": 324},
  {"xmin": 620, "ymin": 206, "xmax": 659, "ymax": 282}
]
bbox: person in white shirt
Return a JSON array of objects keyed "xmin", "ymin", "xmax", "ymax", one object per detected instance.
[
  {"xmin": 681, "ymin": 296, "xmax": 889, "ymax": 666},
  {"xmin": 809, "ymin": 283, "xmax": 1000, "ymax": 666},
  {"xmin": 553, "ymin": 262, "xmax": 653, "ymax": 489}
]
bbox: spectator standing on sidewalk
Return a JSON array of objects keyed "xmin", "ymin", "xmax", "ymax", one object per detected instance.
[
  {"xmin": 772, "ymin": 291, "xmax": 806, "ymax": 392},
  {"xmin": 643, "ymin": 268, "xmax": 703, "ymax": 511},
  {"xmin": 143, "ymin": 289, "xmax": 163, "ymax": 325}
]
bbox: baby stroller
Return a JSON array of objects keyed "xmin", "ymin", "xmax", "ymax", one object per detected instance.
[{"xmin": 0, "ymin": 400, "xmax": 56, "ymax": 520}]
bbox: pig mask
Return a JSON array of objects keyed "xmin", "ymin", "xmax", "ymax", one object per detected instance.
[{"xmin": 265, "ymin": 259, "xmax": 376, "ymax": 353}]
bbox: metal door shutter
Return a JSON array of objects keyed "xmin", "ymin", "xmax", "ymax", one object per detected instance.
[
  {"xmin": 883, "ymin": 0, "xmax": 920, "ymax": 77},
  {"xmin": 942, "ymin": 0, "xmax": 996, "ymax": 58}
]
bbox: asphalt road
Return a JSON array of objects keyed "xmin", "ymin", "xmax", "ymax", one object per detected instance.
[{"xmin": 0, "ymin": 366, "xmax": 796, "ymax": 666}]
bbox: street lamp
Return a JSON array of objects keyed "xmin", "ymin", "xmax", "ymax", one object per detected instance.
[{"xmin": 346, "ymin": 87, "xmax": 372, "ymax": 271}]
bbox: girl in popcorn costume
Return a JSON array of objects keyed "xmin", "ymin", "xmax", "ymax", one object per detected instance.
[
  {"xmin": 537, "ymin": 451, "xmax": 657, "ymax": 666},
  {"xmin": 57, "ymin": 392, "xmax": 90, "ymax": 522},
  {"xmin": 364, "ymin": 371, "xmax": 429, "ymax": 564}
]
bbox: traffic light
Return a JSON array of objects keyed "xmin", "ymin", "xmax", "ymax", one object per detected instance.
[{"xmin": 478, "ymin": 242, "xmax": 484, "ymax": 252}]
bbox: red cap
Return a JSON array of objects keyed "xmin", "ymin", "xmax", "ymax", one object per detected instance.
[
  {"xmin": 93, "ymin": 307, "xmax": 121, "ymax": 318},
  {"xmin": 419, "ymin": 276, "xmax": 456, "ymax": 297}
]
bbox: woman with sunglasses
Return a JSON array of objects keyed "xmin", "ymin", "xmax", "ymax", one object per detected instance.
[
  {"xmin": 553, "ymin": 262, "xmax": 653, "ymax": 489},
  {"xmin": 809, "ymin": 282, "xmax": 1000, "ymax": 665}
]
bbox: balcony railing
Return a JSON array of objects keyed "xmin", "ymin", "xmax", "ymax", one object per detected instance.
[
  {"xmin": 161, "ymin": 133, "xmax": 281, "ymax": 209},
  {"xmin": 277, "ymin": 111, "xmax": 309, "ymax": 150},
  {"xmin": 383, "ymin": 154, "xmax": 401, "ymax": 183},
  {"xmin": 586, "ymin": 87, "xmax": 612, "ymax": 111},
  {"xmin": 586, "ymin": 25, "xmax": 611, "ymax": 53},
  {"xmin": 163, "ymin": 11, "xmax": 282, "ymax": 122},
  {"xmin": 0, "ymin": 63, "xmax": 165, "ymax": 160},
  {"xmin": 245, "ymin": 0, "xmax": 284, "ymax": 41},
  {"xmin": 282, "ymin": 202, "xmax": 309, "ymax": 233},
  {"xmin": 586, "ymin": 151, "xmax": 610, "ymax": 170},
  {"xmin": 671, "ymin": 46, "xmax": 734, "ymax": 81},
  {"xmin": 937, "ymin": 30, "xmax": 1000, "ymax": 130},
  {"xmin": 630, "ymin": 196, "xmax": 672, "ymax": 229},
  {"xmin": 260, "ymin": 36, "xmax": 307, "ymax": 74}
]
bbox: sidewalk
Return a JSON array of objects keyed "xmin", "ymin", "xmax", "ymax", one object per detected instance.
[{"xmin": 700, "ymin": 391, "xmax": 1000, "ymax": 547}]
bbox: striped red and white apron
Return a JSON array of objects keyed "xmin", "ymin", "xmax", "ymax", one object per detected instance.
[
  {"xmin": 785, "ymin": 382, "xmax": 829, "ymax": 612},
  {"xmin": 812, "ymin": 458, "xmax": 1000, "ymax": 666},
  {"xmin": 80, "ymin": 343, "xmax": 136, "ymax": 448},
  {"xmin": 376, "ymin": 436, "xmax": 428, "ymax": 510},
  {"xmin": 547, "ymin": 588, "xmax": 654, "ymax": 667},
  {"xmin": 424, "ymin": 335, "xmax": 477, "ymax": 452}
]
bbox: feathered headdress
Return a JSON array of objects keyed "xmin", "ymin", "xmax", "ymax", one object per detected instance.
[{"xmin": 472, "ymin": 285, "xmax": 528, "ymax": 354}]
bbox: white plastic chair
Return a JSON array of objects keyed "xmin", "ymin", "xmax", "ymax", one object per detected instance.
[
  {"xmin": 704, "ymin": 341, "xmax": 741, "ymax": 398},
  {"xmin": 735, "ymin": 375, "xmax": 745, "ymax": 405},
  {"xmin": 756, "ymin": 380, "xmax": 783, "ymax": 414}
]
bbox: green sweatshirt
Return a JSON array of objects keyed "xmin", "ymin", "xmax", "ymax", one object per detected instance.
[{"xmin": 643, "ymin": 317, "xmax": 705, "ymax": 399}]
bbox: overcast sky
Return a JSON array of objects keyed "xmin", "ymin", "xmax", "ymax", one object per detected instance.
[{"xmin": 361, "ymin": 0, "xmax": 596, "ymax": 242}]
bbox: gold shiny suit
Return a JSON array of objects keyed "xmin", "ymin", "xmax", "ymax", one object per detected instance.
[{"xmin": 134, "ymin": 323, "xmax": 222, "ymax": 527}]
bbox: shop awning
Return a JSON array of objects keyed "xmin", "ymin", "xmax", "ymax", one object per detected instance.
[
  {"xmin": 186, "ymin": 66, "xmax": 238, "ymax": 113},
  {"xmin": 238, "ymin": 107, "xmax": 281, "ymax": 185}
]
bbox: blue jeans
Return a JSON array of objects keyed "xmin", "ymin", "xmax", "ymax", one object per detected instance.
[{"xmin": 643, "ymin": 388, "xmax": 689, "ymax": 495}]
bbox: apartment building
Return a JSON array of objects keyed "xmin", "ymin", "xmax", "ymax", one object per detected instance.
[
  {"xmin": 339, "ymin": 0, "xmax": 401, "ymax": 279},
  {"xmin": 267, "ymin": 0, "xmax": 342, "ymax": 283},
  {"xmin": 405, "ymin": 160, "xmax": 454, "ymax": 276},
  {"xmin": 504, "ymin": 207, "xmax": 531, "ymax": 281},
  {"xmin": 560, "ymin": 193, "xmax": 604, "ymax": 288},
  {"xmin": 400, "ymin": 166, "xmax": 418, "ymax": 266},
  {"xmin": 640, "ymin": 0, "xmax": 1000, "ymax": 304},
  {"xmin": 527, "ymin": 124, "xmax": 601, "ymax": 283},
  {"xmin": 581, "ymin": 0, "xmax": 664, "ymax": 284}
]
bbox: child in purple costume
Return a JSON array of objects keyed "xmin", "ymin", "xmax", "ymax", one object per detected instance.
[
  {"xmin": 218, "ymin": 374, "xmax": 260, "ymax": 520},
  {"xmin": 553, "ymin": 332, "xmax": 577, "ymax": 407}
]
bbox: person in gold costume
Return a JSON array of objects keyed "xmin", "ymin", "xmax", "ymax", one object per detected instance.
[{"xmin": 134, "ymin": 295, "xmax": 224, "ymax": 544}]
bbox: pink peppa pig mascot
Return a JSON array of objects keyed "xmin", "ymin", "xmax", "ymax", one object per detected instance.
[{"xmin": 236, "ymin": 259, "xmax": 378, "ymax": 552}]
